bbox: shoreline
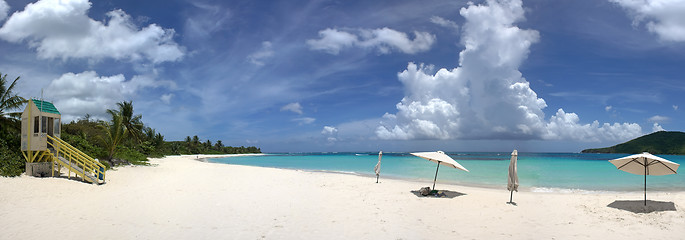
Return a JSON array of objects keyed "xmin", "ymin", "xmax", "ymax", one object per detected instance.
[
  {"xmin": 217, "ymin": 163, "xmax": 685, "ymax": 194},
  {"xmin": 4, "ymin": 155, "xmax": 682, "ymax": 239},
  {"xmin": 177, "ymin": 153, "xmax": 268, "ymax": 162},
  {"xmin": 201, "ymin": 155, "xmax": 685, "ymax": 194}
]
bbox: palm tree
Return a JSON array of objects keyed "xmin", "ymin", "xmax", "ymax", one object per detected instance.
[
  {"xmin": 143, "ymin": 127, "xmax": 155, "ymax": 141},
  {"xmin": 153, "ymin": 132, "xmax": 164, "ymax": 147},
  {"xmin": 80, "ymin": 113, "xmax": 91, "ymax": 123},
  {"xmin": 115, "ymin": 101, "xmax": 143, "ymax": 143},
  {"xmin": 0, "ymin": 72, "xmax": 27, "ymax": 133},
  {"xmin": 98, "ymin": 109, "xmax": 125, "ymax": 160},
  {"xmin": 215, "ymin": 140, "xmax": 224, "ymax": 150},
  {"xmin": 191, "ymin": 135, "xmax": 200, "ymax": 154},
  {"xmin": 205, "ymin": 140, "xmax": 212, "ymax": 150}
]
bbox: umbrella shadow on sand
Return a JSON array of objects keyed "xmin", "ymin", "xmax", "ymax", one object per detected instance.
[
  {"xmin": 607, "ymin": 200, "xmax": 677, "ymax": 213},
  {"xmin": 410, "ymin": 190, "xmax": 466, "ymax": 199}
]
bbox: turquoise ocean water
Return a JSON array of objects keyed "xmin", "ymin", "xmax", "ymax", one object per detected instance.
[{"xmin": 208, "ymin": 152, "xmax": 685, "ymax": 192}]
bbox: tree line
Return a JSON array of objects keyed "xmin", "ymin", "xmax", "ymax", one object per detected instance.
[{"xmin": 0, "ymin": 71, "xmax": 261, "ymax": 176}]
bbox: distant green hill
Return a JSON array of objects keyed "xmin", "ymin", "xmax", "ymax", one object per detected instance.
[{"xmin": 581, "ymin": 131, "xmax": 685, "ymax": 155}]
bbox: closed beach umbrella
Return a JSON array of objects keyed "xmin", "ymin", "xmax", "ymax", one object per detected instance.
[
  {"xmin": 374, "ymin": 151, "xmax": 382, "ymax": 183},
  {"xmin": 411, "ymin": 151, "xmax": 469, "ymax": 190},
  {"xmin": 609, "ymin": 152, "xmax": 679, "ymax": 205},
  {"xmin": 507, "ymin": 150, "xmax": 519, "ymax": 203}
]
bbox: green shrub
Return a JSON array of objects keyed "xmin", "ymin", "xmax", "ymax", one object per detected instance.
[
  {"xmin": 98, "ymin": 159, "xmax": 111, "ymax": 170},
  {"xmin": 114, "ymin": 146, "xmax": 149, "ymax": 165},
  {"xmin": 0, "ymin": 144, "xmax": 24, "ymax": 177},
  {"xmin": 61, "ymin": 132, "xmax": 107, "ymax": 159}
]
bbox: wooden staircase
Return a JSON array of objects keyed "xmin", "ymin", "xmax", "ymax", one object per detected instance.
[
  {"xmin": 47, "ymin": 135, "xmax": 105, "ymax": 184},
  {"xmin": 54, "ymin": 156, "xmax": 100, "ymax": 184}
]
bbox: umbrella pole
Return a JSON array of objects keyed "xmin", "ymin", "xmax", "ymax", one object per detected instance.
[
  {"xmin": 376, "ymin": 174, "xmax": 379, "ymax": 183},
  {"xmin": 509, "ymin": 190, "xmax": 513, "ymax": 203},
  {"xmin": 644, "ymin": 164, "xmax": 647, "ymax": 206},
  {"xmin": 432, "ymin": 162, "xmax": 440, "ymax": 190}
]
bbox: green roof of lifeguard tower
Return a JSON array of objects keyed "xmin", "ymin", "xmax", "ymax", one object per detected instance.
[{"xmin": 32, "ymin": 99, "xmax": 60, "ymax": 115}]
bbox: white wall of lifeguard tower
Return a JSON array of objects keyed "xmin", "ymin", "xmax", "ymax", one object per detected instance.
[{"xmin": 21, "ymin": 99, "xmax": 61, "ymax": 155}]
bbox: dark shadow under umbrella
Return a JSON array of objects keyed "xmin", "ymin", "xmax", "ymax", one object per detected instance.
[
  {"xmin": 609, "ymin": 152, "xmax": 679, "ymax": 206},
  {"xmin": 411, "ymin": 151, "xmax": 469, "ymax": 191}
]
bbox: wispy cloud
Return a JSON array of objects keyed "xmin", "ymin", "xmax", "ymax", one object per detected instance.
[
  {"xmin": 183, "ymin": 2, "xmax": 232, "ymax": 43},
  {"xmin": 281, "ymin": 102, "xmax": 303, "ymax": 114},
  {"xmin": 247, "ymin": 41, "xmax": 275, "ymax": 66},
  {"xmin": 292, "ymin": 117, "xmax": 315, "ymax": 125},
  {"xmin": 0, "ymin": 0, "xmax": 8, "ymax": 21},
  {"xmin": 549, "ymin": 90, "xmax": 661, "ymax": 105},
  {"xmin": 647, "ymin": 115, "xmax": 669, "ymax": 123},
  {"xmin": 430, "ymin": 16, "xmax": 459, "ymax": 32},
  {"xmin": 160, "ymin": 93, "xmax": 174, "ymax": 104},
  {"xmin": 307, "ymin": 27, "xmax": 435, "ymax": 55}
]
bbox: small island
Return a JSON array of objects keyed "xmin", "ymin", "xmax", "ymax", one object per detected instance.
[{"xmin": 581, "ymin": 131, "xmax": 685, "ymax": 155}]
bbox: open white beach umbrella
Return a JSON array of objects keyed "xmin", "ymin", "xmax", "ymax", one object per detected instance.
[
  {"xmin": 507, "ymin": 150, "xmax": 519, "ymax": 203},
  {"xmin": 609, "ymin": 152, "xmax": 679, "ymax": 205},
  {"xmin": 411, "ymin": 151, "xmax": 469, "ymax": 190},
  {"xmin": 374, "ymin": 151, "xmax": 382, "ymax": 183}
]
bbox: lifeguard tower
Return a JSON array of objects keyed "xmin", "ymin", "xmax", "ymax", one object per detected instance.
[{"xmin": 21, "ymin": 99, "xmax": 105, "ymax": 184}]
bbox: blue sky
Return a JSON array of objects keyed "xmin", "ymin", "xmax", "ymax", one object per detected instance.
[{"xmin": 1, "ymin": 0, "xmax": 684, "ymax": 152}]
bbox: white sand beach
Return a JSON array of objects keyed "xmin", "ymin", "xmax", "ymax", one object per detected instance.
[{"xmin": 1, "ymin": 155, "xmax": 684, "ymax": 239}]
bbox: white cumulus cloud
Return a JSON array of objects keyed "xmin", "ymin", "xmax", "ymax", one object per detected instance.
[
  {"xmin": 280, "ymin": 102, "xmax": 303, "ymax": 114},
  {"xmin": 321, "ymin": 126, "xmax": 338, "ymax": 142},
  {"xmin": 652, "ymin": 122, "xmax": 665, "ymax": 132},
  {"xmin": 321, "ymin": 126, "xmax": 338, "ymax": 135},
  {"xmin": 611, "ymin": 0, "xmax": 685, "ymax": 42},
  {"xmin": 376, "ymin": 0, "xmax": 642, "ymax": 142},
  {"xmin": 0, "ymin": 0, "xmax": 9, "ymax": 21},
  {"xmin": 306, "ymin": 28, "xmax": 357, "ymax": 55},
  {"xmin": 307, "ymin": 27, "xmax": 435, "ymax": 55},
  {"xmin": 45, "ymin": 71, "xmax": 172, "ymax": 121},
  {"xmin": 0, "ymin": 0, "xmax": 184, "ymax": 63}
]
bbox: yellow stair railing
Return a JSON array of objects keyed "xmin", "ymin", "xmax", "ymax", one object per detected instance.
[{"xmin": 47, "ymin": 135, "xmax": 106, "ymax": 184}]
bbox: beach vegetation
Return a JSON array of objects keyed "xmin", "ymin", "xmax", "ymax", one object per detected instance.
[
  {"xmin": 0, "ymin": 72, "xmax": 27, "ymax": 132},
  {"xmin": 61, "ymin": 132, "xmax": 106, "ymax": 161},
  {"xmin": 59, "ymin": 104, "xmax": 261, "ymax": 167},
  {"xmin": 98, "ymin": 108, "xmax": 127, "ymax": 162},
  {"xmin": 113, "ymin": 145, "xmax": 149, "ymax": 165},
  {"xmin": 0, "ymin": 142, "xmax": 24, "ymax": 177},
  {"xmin": 162, "ymin": 137, "xmax": 260, "ymax": 155},
  {"xmin": 0, "ymin": 72, "xmax": 27, "ymax": 177},
  {"xmin": 205, "ymin": 140, "xmax": 212, "ymax": 150},
  {"xmin": 0, "ymin": 131, "xmax": 24, "ymax": 177},
  {"xmin": 116, "ymin": 101, "xmax": 144, "ymax": 143},
  {"xmin": 0, "ymin": 71, "xmax": 262, "ymax": 174}
]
